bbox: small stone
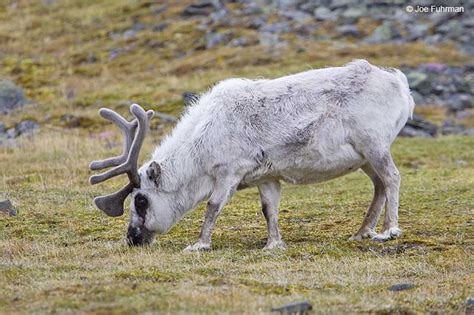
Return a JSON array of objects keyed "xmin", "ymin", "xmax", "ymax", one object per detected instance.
[
  {"xmin": 0, "ymin": 199, "xmax": 17, "ymax": 216},
  {"xmin": 0, "ymin": 122, "xmax": 5, "ymax": 134},
  {"xmin": 342, "ymin": 7, "xmax": 367, "ymax": 20},
  {"xmin": 16, "ymin": 120, "xmax": 39, "ymax": 136},
  {"xmin": 260, "ymin": 22, "xmax": 291, "ymax": 34},
  {"xmin": 314, "ymin": 7, "xmax": 337, "ymax": 21},
  {"xmin": 336, "ymin": 24, "xmax": 360, "ymax": 37},
  {"xmin": 365, "ymin": 21, "xmax": 400, "ymax": 43},
  {"xmin": 123, "ymin": 29, "xmax": 137, "ymax": 40},
  {"xmin": 205, "ymin": 31, "xmax": 232, "ymax": 49},
  {"xmin": 182, "ymin": 1, "xmax": 218, "ymax": 16},
  {"xmin": 388, "ymin": 283, "xmax": 416, "ymax": 291},
  {"xmin": 0, "ymin": 80, "xmax": 27, "ymax": 114},
  {"xmin": 152, "ymin": 22, "xmax": 168, "ymax": 32},
  {"xmin": 271, "ymin": 301, "xmax": 312, "ymax": 314}
]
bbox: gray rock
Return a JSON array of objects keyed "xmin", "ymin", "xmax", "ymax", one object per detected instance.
[
  {"xmin": 0, "ymin": 199, "xmax": 16, "ymax": 216},
  {"xmin": 336, "ymin": 24, "xmax": 360, "ymax": 37},
  {"xmin": 342, "ymin": 7, "xmax": 367, "ymax": 20},
  {"xmin": 399, "ymin": 114, "xmax": 438, "ymax": 138},
  {"xmin": 447, "ymin": 93, "xmax": 473, "ymax": 112},
  {"xmin": 16, "ymin": 120, "xmax": 39, "ymax": 135},
  {"xmin": 406, "ymin": 71, "xmax": 432, "ymax": 95},
  {"xmin": 123, "ymin": 29, "xmax": 137, "ymax": 40},
  {"xmin": 259, "ymin": 32, "xmax": 280, "ymax": 46},
  {"xmin": 260, "ymin": 22, "xmax": 291, "ymax": 33},
  {"xmin": 0, "ymin": 122, "xmax": 5, "ymax": 134},
  {"xmin": 228, "ymin": 36, "xmax": 248, "ymax": 47},
  {"xmin": 182, "ymin": 1, "xmax": 220, "ymax": 16},
  {"xmin": 205, "ymin": 31, "xmax": 232, "ymax": 49},
  {"xmin": 407, "ymin": 23, "xmax": 431, "ymax": 41},
  {"xmin": 271, "ymin": 301, "xmax": 312, "ymax": 314},
  {"xmin": 410, "ymin": 90, "xmax": 424, "ymax": 105},
  {"xmin": 6, "ymin": 128, "xmax": 18, "ymax": 139},
  {"xmin": 279, "ymin": 10, "xmax": 313, "ymax": 22},
  {"xmin": 0, "ymin": 80, "xmax": 27, "ymax": 114},
  {"xmin": 387, "ymin": 283, "xmax": 416, "ymax": 291},
  {"xmin": 210, "ymin": 8, "xmax": 227, "ymax": 23},
  {"xmin": 365, "ymin": 21, "xmax": 400, "ymax": 43},
  {"xmin": 241, "ymin": 3, "xmax": 263, "ymax": 15},
  {"xmin": 314, "ymin": 7, "xmax": 337, "ymax": 21}
]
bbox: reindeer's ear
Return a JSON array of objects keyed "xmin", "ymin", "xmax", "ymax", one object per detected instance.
[{"xmin": 146, "ymin": 161, "xmax": 161, "ymax": 186}]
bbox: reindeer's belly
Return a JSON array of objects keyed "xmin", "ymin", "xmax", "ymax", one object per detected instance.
[{"xmin": 244, "ymin": 142, "xmax": 365, "ymax": 186}]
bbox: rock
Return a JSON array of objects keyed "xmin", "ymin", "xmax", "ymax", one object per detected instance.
[
  {"xmin": 182, "ymin": 1, "xmax": 220, "ymax": 16},
  {"xmin": 210, "ymin": 8, "xmax": 227, "ymax": 23},
  {"xmin": 336, "ymin": 24, "xmax": 360, "ymax": 37},
  {"xmin": 410, "ymin": 90, "xmax": 424, "ymax": 105},
  {"xmin": 365, "ymin": 21, "xmax": 400, "ymax": 43},
  {"xmin": 205, "ymin": 31, "xmax": 232, "ymax": 49},
  {"xmin": 342, "ymin": 7, "xmax": 367, "ymax": 20},
  {"xmin": 388, "ymin": 283, "xmax": 416, "ymax": 291},
  {"xmin": 407, "ymin": 23, "xmax": 431, "ymax": 41},
  {"xmin": 16, "ymin": 120, "xmax": 39, "ymax": 135},
  {"xmin": 228, "ymin": 36, "xmax": 248, "ymax": 47},
  {"xmin": 152, "ymin": 22, "xmax": 168, "ymax": 32},
  {"xmin": 247, "ymin": 16, "xmax": 267, "ymax": 29},
  {"xmin": 0, "ymin": 199, "xmax": 16, "ymax": 216},
  {"xmin": 259, "ymin": 32, "xmax": 280, "ymax": 46},
  {"xmin": 0, "ymin": 122, "xmax": 5, "ymax": 134},
  {"xmin": 6, "ymin": 128, "xmax": 18, "ymax": 139},
  {"xmin": 183, "ymin": 92, "xmax": 199, "ymax": 106},
  {"xmin": 279, "ymin": 10, "xmax": 313, "ymax": 22},
  {"xmin": 123, "ymin": 29, "xmax": 137, "ymax": 40},
  {"xmin": 447, "ymin": 93, "xmax": 473, "ymax": 112},
  {"xmin": 399, "ymin": 114, "xmax": 438, "ymax": 138},
  {"xmin": 406, "ymin": 71, "xmax": 432, "ymax": 95},
  {"xmin": 271, "ymin": 301, "xmax": 312, "ymax": 314},
  {"xmin": 241, "ymin": 3, "xmax": 263, "ymax": 15},
  {"xmin": 314, "ymin": 7, "xmax": 337, "ymax": 21},
  {"xmin": 440, "ymin": 120, "xmax": 468, "ymax": 135},
  {"xmin": 0, "ymin": 80, "xmax": 27, "ymax": 114},
  {"xmin": 467, "ymin": 298, "xmax": 474, "ymax": 314},
  {"xmin": 260, "ymin": 22, "xmax": 291, "ymax": 34}
]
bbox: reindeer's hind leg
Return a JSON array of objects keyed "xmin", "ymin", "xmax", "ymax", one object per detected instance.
[
  {"xmin": 363, "ymin": 149, "xmax": 402, "ymax": 242},
  {"xmin": 258, "ymin": 181, "xmax": 286, "ymax": 250},
  {"xmin": 349, "ymin": 164, "xmax": 386, "ymax": 241}
]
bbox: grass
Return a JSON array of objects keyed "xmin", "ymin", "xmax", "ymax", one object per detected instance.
[
  {"xmin": 0, "ymin": 1, "xmax": 473, "ymax": 314},
  {"xmin": 0, "ymin": 133, "xmax": 473, "ymax": 314}
]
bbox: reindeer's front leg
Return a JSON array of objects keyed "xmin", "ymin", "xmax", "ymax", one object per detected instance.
[{"xmin": 184, "ymin": 175, "xmax": 240, "ymax": 252}]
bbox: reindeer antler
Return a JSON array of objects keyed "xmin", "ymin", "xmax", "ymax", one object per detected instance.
[{"xmin": 89, "ymin": 104, "xmax": 154, "ymax": 216}]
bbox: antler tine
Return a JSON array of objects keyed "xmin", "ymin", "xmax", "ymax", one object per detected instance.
[
  {"xmin": 89, "ymin": 104, "xmax": 153, "ymax": 187},
  {"xmin": 126, "ymin": 104, "xmax": 154, "ymax": 187},
  {"xmin": 89, "ymin": 109, "xmax": 137, "ymax": 171}
]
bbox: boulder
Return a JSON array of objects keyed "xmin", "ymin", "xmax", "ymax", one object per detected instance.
[
  {"xmin": 0, "ymin": 199, "xmax": 16, "ymax": 216},
  {"xmin": 406, "ymin": 71, "xmax": 432, "ymax": 95}
]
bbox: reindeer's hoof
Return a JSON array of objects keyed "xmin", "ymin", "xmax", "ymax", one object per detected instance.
[
  {"xmin": 349, "ymin": 229, "xmax": 376, "ymax": 241},
  {"xmin": 263, "ymin": 240, "xmax": 286, "ymax": 250},
  {"xmin": 371, "ymin": 227, "xmax": 402, "ymax": 242},
  {"xmin": 183, "ymin": 242, "xmax": 211, "ymax": 252}
]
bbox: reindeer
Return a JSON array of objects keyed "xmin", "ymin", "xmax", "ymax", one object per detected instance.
[{"xmin": 89, "ymin": 60, "xmax": 414, "ymax": 251}]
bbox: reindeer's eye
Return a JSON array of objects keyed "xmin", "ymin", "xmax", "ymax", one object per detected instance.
[{"xmin": 134, "ymin": 194, "xmax": 148, "ymax": 218}]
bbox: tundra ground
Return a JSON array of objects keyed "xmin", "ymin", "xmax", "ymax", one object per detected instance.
[{"xmin": 1, "ymin": 133, "xmax": 472, "ymax": 314}]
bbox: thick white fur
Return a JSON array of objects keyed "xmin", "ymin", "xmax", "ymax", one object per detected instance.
[{"xmin": 130, "ymin": 60, "xmax": 414, "ymax": 246}]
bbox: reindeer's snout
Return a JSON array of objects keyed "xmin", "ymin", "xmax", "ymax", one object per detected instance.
[{"xmin": 127, "ymin": 225, "xmax": 154, "ymax": 246}]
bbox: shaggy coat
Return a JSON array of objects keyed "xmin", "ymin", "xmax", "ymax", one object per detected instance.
[{"xmin": 128, "ymin": 59, "xmax": 414, "ymax": 249}]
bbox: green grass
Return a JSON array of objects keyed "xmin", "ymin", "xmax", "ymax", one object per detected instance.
[{"xmin": 1, "ymin": 133, "xmax": 473, "ymax": 314}]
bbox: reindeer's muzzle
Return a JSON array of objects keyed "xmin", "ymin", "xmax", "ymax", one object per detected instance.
[{"xmin": 127, "ymin": 225, "xmax": 153, "ymax": 246}]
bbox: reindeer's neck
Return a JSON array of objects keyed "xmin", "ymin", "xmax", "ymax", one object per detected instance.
[{"xmin": 151, "ymin": 137, "xmax": 212, "ymax": 221}]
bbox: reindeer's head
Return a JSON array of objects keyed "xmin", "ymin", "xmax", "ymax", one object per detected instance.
[{"xmin": 89, "ymin": 104, "xmax": 169, "ymax": 246}]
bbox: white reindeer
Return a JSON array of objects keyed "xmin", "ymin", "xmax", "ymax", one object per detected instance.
[{"xmin": 89, "ymin": 60, "xmax": 414, "ymax": 251}]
